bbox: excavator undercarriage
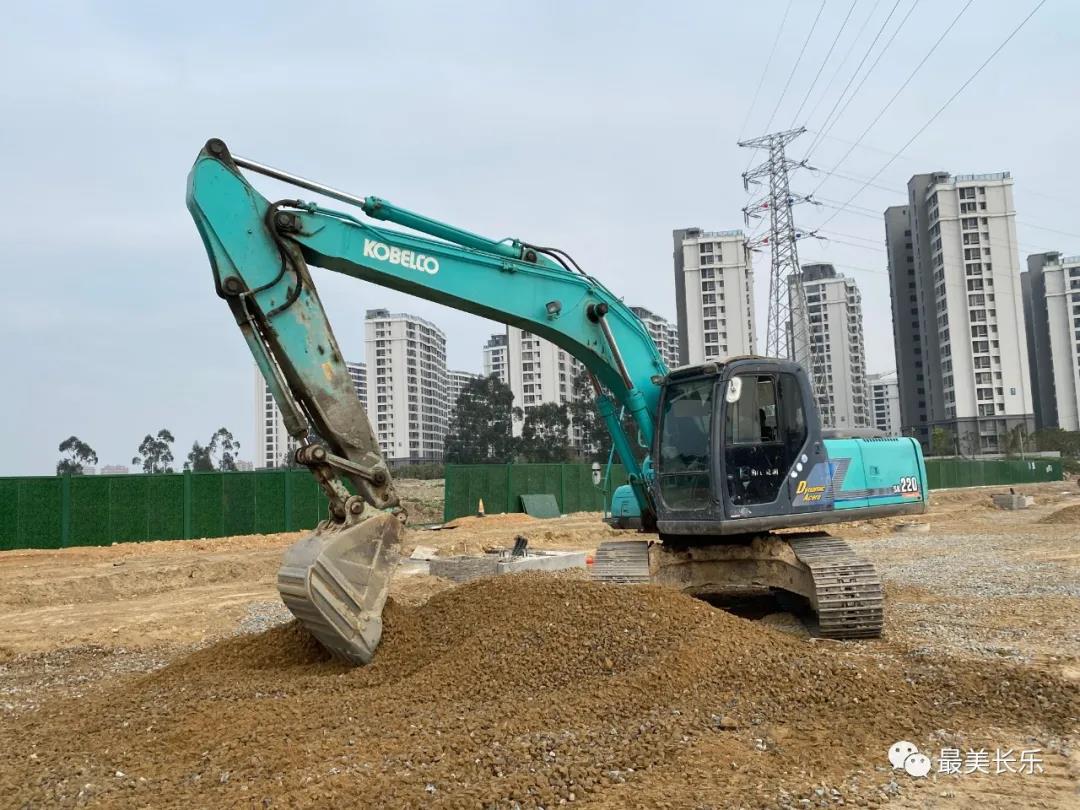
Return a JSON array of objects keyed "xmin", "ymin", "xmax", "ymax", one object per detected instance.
[{"xmin": 592, "ymin": 533, "xmax": 884, "ymax": 639}]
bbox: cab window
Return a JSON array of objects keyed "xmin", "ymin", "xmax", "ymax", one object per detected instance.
[{"xmin": 657, "ymin": 377, "xmax": 714, "ymax": 510}]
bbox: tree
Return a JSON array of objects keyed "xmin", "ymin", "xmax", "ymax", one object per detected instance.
[
  {"xmin": 57, "ymin": 436, "xmax": 98, "ymax": 475},
  {"xmin": 929, "ymin": 427, "xmax": 954, "ymax": 457},
  {"xmin": 518, "ymin": 402, "xmax": 572, "ymax": 462},
  {"xmin": 185, "ymin": 441, "xmax": 213, "ymax": 471},
  {"xmin": 183, "ymin": 427, "xmax": 240, "ymax": 471},
  {"xmin": 1003, "ymin": 424, "xmax": 1028, "ymax": 457},
  {"xmin": 1033, "ymin": 428, "xmax": 1080, "ymax": 457},
  {"xmin": 444, "ymin": 375, "xmax": 518, "ymax": 463},
  {"xmin": 132, "ymin": 429, "xmax": 175, "ymax": 473},
  {"xmin": 566, "ymin": 370, "xmax": 645, "ymax": 463}
]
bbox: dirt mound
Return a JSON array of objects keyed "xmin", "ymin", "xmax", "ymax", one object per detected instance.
[
  {"xmin": 1038, "ymin": 504, "xmax": 1080, "ymax": 524},
  {"xmin": 2, "ymin": 575, "xmax": 1075, "ymax": 808}
]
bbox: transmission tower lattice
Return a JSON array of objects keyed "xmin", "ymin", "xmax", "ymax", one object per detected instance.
[{"xmin": 738, "ymin": 127, "xmax": 826, "ymax": 404}]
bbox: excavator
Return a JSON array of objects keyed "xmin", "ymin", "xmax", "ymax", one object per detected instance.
[{"xmin": 186, "ymin": 139, "xmax": 928, "ymax": 664}]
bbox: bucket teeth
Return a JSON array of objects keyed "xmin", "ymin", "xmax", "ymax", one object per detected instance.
[{"xmin": 277, "ymin": 512, "xmax": 404, "ymax": 665}]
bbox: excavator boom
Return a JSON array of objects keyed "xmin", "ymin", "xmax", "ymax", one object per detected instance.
[{"xmin": 186, "ymin": 139, "xmax": 666, "ymax": 661}]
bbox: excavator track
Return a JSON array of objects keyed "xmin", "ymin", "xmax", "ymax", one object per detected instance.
[
  {"xmin": 786, "ymin": 536, "xmax": 884, "ymax": 639},
  {"xmin": 591, "ymin": 534, "xmax": 883, "ymax": 640},
  {"xmin": 591, "ymin": 540, "xmax": 651, "ymax": 584}
]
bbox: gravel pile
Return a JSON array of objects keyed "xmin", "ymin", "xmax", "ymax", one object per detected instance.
[
  {"xmin": 860, "ymin": 532, "xmax": 1080, "ymax": 598},
  {"xmin": 2, "ymin": 574, "xmax": 1075, "ymax": 808},
  {"xmin": 1038, "ymin": 504, "xmax": 1080, "ymax": 524},
  {"xmin": 235, "ymin": 601, "xmax": 293, "ymax": 636}
]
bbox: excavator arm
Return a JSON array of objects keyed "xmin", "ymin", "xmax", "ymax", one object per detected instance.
[{"xmin": 186, "ymin": 139, "xmax": 667, "ymax": 662}]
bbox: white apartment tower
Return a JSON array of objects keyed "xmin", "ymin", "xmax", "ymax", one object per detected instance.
[
  {"xmin": 672, "ymin": 227, "xmax": 756, "ymax": 365},
  {"xmin": 482, "ymin": 332, "xmax": 509, "ymax": 384},
  {"xmin": 866, "ymin": 372, "xmax": 902, "ymax": 436},
  {"xmin": 365, "ymin": 309, "xmax": 448, "ymax": 464},
  {"xmin": 255, "ymin": 360, "xmax": 367, "ymax": 468},
  {"xmin": 886, "ymin": 172, "xmax": 1033, "ymax": 454},
  {"xmin": 630, "ymin": 306, "xmax": 680, "ymax": 369},
  {"xmin": 448, "ymin": 370, "xmax": 483, "ymax": 419},
  {"xmin": 1022, "ymin": 252, "xmax": 1080, "ymax": 431},
  {"xmin": 507, "ymin": 327, "xmax": 580, "ymax": 436},
  {"xmin": 789, "ymin": 264, "xmax": 868, "ymax": 429}
]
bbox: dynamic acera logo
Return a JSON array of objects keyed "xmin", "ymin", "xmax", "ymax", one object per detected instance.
[{"xmin": 363, "ymin": 239, "xmax": 439, "ymax": 275}]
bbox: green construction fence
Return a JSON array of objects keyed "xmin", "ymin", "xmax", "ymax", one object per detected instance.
[
  {"xmin": 0, "ymin": 457, "xmax": 1064, "ymax": 550},
  {"xmin": 0, "ymin": 469, "xmax": 332, "ymax": 551},
  {"xmin": 442, "ymin": 457, "xmax": 1064, "ymax": 522}
]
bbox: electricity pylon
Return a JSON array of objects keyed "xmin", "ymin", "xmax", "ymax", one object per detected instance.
[{"xmin": 739, "ymin": 127, "xmax": 826, "ymax": 405}]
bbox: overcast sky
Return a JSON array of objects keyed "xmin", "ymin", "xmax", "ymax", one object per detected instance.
[{"xmin": 3, "ymin": 1, "xmax": 1075, "ymax": 475}]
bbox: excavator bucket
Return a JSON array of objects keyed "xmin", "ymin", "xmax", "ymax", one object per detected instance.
[{"xmin": 276, "ymin": 512, "xmax": 404, "ymax": 664}]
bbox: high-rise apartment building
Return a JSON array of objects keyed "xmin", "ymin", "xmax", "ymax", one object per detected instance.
[
  {"xmin": 482, "ymin": 332, "xmax": 509, "ymax": 384},
  {"xmin": 866, "ymin": 372, "xmax": 901, "ymax": 436},
  {"xmin": 507, "ymin": 327, "xmax": 580, "ymax": 436},
  {"xmin": 672, "ymin": 228, "xmax": 756, "ymax": 365},
  {"xmin": 630, "ymin": 306, "xmax": 681, "ymax": 369},
  {"xmin": 448, "ymin": 369, "xmax": 483, "ymax": 419},
  {"xmin": 255, "ymin": 360, "xmax": 367, "ymax": 468},
  {"xmin": 1022, "ymin": 252, "xmax": 1080, "ymax": 431},
  {"xmin": 347, "ymin": 361, "xmax": 367, "ymax": 411},
  {"xmin": 255, "ymin": 366, "xmax": 292, "ymax": 469},
  {"xmin": 884, "ymin": 204, "xmax": 927, "ymax": 443},
  {"xmin": 886, "ymin": 172, "xmax": 1034, "ymax": 454},
  {"xmin": 789, "ymin": 264, "xmax": 868, "ymax": 429},
  {"xmin": 365, "ymin": 309, "xmax": 449, "ymax": 464}
]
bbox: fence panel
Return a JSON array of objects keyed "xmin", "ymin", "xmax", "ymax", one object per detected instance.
[
  {"xmin": 147, "ymin": 475, "xmax": 185, "ymax": 540},
  {"xmin": 223, "ymin": 473, "xmax": 257, "ymax": 537},
  {"xmin": 24, "ymin": 478, "xmax": 64, "ymax": 549}
]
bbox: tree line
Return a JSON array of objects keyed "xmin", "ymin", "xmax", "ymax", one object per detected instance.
[
  {"xmin": 443, "ymin": 371, "xmax": 642, "ymax": 465},
  {"xmin": 54, "ymin": 369, "xmax": 635, "ymax": 476},
  {"xmin": 56, "ymin": 428, "xmax": 241, "ymax": 475}
]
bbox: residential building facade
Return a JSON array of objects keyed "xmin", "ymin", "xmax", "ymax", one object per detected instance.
[
  {"xmin": 507, "ymin": 326, "xmax": 580, "ymax": 437},
  {"xmin": 448, "ymin": 369, "xmax": 483, "ymax": 419},
  {"xmin": 885, "ymin": 172, "xmax": 1034, "ymax": 454},
  {"xmin": 482, "ymin": 332, "xmax": 509, "ymax": 384},
  {"xmin": 885, "ymin": 204, "xmax": 928, "ymax": 443},
  {"xmin": 789, "ymin": 263, "xmax": 868, "ymax": 429},
  {"xmin": 255, "ymin": 365, "xmax": 294, "ymax": 468},
  {"xmin": 347, "ymin": 361, "xmax": 367, "ymax": 411},
  {"xmin": 630, "ymin": 306, "xmax": 681, "ymax": 369},
  {"xmin": 866, "ymin": 372, "xmax": 902, "ymax": 436},
  {"xmin": 672, "ymin": 227, "xmax": 756, "ymax": 365},
  {"xmin": 365, "ymin": 309, "xmax": 449, "ymax": 463},
  {"xmin": 1022, "ymin": 252, "xmax": 1080, "ymax": 431},
  {"xmin": 255, "ymin": 361, "xmax": 367, "ymax": 468}
]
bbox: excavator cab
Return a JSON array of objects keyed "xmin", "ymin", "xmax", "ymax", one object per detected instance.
[{"xmin": 653, "ymin": 357, "xmax": 830, "ymax": 535}]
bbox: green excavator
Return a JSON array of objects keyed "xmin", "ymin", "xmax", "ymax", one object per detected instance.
[{"xmin": 186, "ymin": 139, "xmax": 928, "ymax": 663}]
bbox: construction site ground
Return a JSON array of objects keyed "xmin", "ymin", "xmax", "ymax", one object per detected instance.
[{"xmin": 1, "ymin": 479, "xmax": 1077, "ymax": 808}]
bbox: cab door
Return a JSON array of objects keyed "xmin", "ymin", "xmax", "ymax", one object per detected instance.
[{"xmin": 719, "ymin": 367, "xmax": 825, "ymax": 519}]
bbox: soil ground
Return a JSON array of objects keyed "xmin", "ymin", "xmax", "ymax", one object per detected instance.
[{"xmin": 1, "ymin": 480, "xmax": 1077, "ymax": 808}]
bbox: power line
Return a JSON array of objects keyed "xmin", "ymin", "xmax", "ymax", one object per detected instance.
[
  {"xmin": 809, "ymin": 0, "xmax": 972, "ymax": 195},
  {"xmin": 1016, "ymin": 220, "xmax": 1080, "ymax": 242},
  {"xmin": 801, "ymin": 0, "xmax": 885, "ymax": 128},
  {"xmin": 805, "ymin": 0, "xmax": 921, "ymax": 159},
  {"xmin": 790, "ymin": 0, "xmax": 860, "ymax": 128},
  {"xmin": 804, "ymin": 0, "xmax": 904, "ymax": 155},
  {"xmin": 743, "ymin": 1, "xmax": 827, "ymax": 173},
  {"xmin": 738, "ymin": 0, "xmax": 795, "ymax": 143},
  {"xmin": 817, "ymin": 0, "xmax": 1048, "ymax": 231}
]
